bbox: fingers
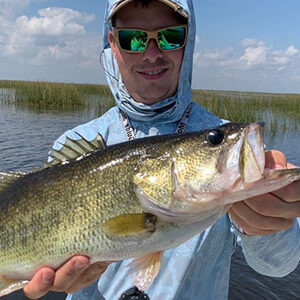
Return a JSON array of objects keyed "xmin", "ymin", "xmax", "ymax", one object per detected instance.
[
  {"xmin": 271, "ymin": 180, "xmax": 300, "ymax": 204},
  {"xmin": 264, "ymin": 149, "xmax": 300, "ymax": 204},
  {"xmin": 229, "ymin": 202, "xmax": 294, "ymax": 236},
  {"xmin": 244, "ymin": 193, "xmax": 300, "ymax": 218},
  {"xmin": 230, "ymin": 182, "xmax": 300, "ymax": 236},
  {"xmin": 230, "ymin": 149, "xmax": 299, "ymax": 236},
  {"xmin": 51, "ymin": 256, "xmax": 90, "ymax": 292},
  {"xmin": 66, "ymin": 261, "xmax": 111, "ymax": 294},
  {"xmin": 23, "ymin": 267, "xmax": 55, "ymax": 299},
  {"xmin": 229, "ymin": 206, "xmax": 277, "ymax": 235},
  {"xmin": 23, "ymin": 256, "xmax": 90, "ymax": 299},
  {"xmin": 23, "ymin": 256, "xmax": 112, "ymax": 299},
  {"xmin": 265, "ymin": 150, "xmax": 287, "ymax": 169},
  {"xmin": 265, "ymin": 150, "xmax": 298, "ymax": 169}
]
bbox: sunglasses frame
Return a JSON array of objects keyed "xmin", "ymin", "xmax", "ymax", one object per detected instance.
[{"xmin": 112, "ymin": 24, "xmax": 188, "ymax": 53}]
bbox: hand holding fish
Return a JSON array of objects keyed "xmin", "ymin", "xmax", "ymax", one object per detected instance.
[
  {"xmin": 229, "ymin": 150, "xmax": 300, "ymax": 235},
  {"xmin": 24, "ymin": 256, "xmax": 110, "ymax": 299}
]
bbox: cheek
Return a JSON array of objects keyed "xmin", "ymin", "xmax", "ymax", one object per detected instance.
[
  {"xmin": 116, "ymin": 51, "xmax": 137, "ymax": 77},
  {"xmin": 169, "ymin": 50, "xmax": 184, "ymax": 74}
]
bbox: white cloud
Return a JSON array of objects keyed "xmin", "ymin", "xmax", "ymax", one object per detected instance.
[
  {"xmin": 240, "ymin": 38, "xmax": 265, "ymax": 48},
  {"xmin": 271, "ymin": 45, "xmax": 300, "ymax": 69},
  {"xmin": 16, "ymin": 7, "xmax": 95, "ymax": 36},
  {"xmin": 193, "ymin": 47, "xmax": 236, "ymax": 68},
  {"xmin": 273, "ymin": 56, "xmax": 290, "ymax": 66},
  {"xmin": 0, "ymin": 6, "xmax": 100, "ymax": 68},
  {"xmin": 0, "ymin": 0, "xmax": 41, "ymax": 20},
  {"xmin": 193, "ymin": 39, "xmax": 300, "ymax": 92},
  {"xmin": 239, "ymin": 45, "xmax": 268, "ymax": 67},
  {"xmin": 194, "ymin": 39, "xmax": 300, "ymax": 71},
  {"xmin": 285, "ymin": 45, "xmax": 299, "ymax": 56},
  {"xmin": 32, "ymin": 33, "xmax": 101, "ymax": 66}
]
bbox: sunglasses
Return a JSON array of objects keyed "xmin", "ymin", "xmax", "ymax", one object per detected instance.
[{"xmin": 112, "ymin": 25, "xmax": 187, "ymax": 53}]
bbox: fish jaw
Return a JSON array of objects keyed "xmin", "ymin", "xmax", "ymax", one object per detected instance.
[
  {"xmin": 136, "ymin": 185, "xmax": 227, "ymax": 224},
  {"xmin": 240, "ymin": 122, "xmax": 265, "ymax": 183},
  {"xmin": 223, "ymin": 167, "xmax": 300, "ymax": 205}
]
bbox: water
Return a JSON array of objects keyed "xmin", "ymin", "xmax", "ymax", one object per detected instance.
[
  {"xmin": 0, "ymin": 102, "xmax": 299, "ymax": 300},
  {"xmin": 0, "ymin": 104, "xmax": 98, "ymax": 172}
]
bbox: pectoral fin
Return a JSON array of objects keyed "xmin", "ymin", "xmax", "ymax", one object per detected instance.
[
  {"xmin": 102, "ymin": 213, "xmax": 157, "ymax": 237},
  {"xmin": 0, "ymin": 276, "xmax": 29, "ymax": 297},
  {"xmin": 127, "ymin": 252, "xmax": 163, "ymax": 291}
]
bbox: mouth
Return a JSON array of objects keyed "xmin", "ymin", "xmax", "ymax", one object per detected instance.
[
  {"xmin": 138, "ymin": 68, "xmax": 168, "ymax": 80},
  {"xmin": 240, "ymin": 122, "xmax": 265, "ymax": 183}
]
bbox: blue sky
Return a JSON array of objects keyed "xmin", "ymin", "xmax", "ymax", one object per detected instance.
[{"xmin": 1, "ymin": 0, "xmax": 300, "ymax": 93}]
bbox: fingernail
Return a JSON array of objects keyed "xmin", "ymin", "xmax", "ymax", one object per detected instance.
[
  {"xmin": 42, "ymin": 272, "xmax": 53, "ymax": 283},
  {"xmin": 74, "ymin": 260, "xmax": 88, "ymax": 269}
]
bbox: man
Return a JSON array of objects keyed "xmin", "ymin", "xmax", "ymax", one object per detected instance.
[{"xmin": 25, "ymin": 0, "xmax": 300, "ymax": 299}]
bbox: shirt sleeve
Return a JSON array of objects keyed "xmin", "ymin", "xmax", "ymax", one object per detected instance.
[{"xmin": 231, "ymin": 218, "xmax": 300, "ymax": 277}]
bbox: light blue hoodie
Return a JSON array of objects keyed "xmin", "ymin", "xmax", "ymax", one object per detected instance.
[
  {"xmin": 54, "ymin": 0, "xmax": 300, "ymax": 299},
  {"xmin": 53, "ymin": 0, "xmax": 222, "ymax": 148}
]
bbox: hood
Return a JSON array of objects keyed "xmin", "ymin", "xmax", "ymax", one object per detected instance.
[{"xmin": 101, "ymin": 0, "xmax": 196, "ymax": 123}]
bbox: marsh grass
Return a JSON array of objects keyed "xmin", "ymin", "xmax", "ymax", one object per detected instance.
[
  {"xmin": 0, "ymin": 80, "xmax": 299, "ymax": 131},
  {"xmin": 0, "ymin": 80, "xmax": 113, "ymax": 110},
  {"xmin": 193, "ymin": 90, "xmax": 300, "ymax": 133}
]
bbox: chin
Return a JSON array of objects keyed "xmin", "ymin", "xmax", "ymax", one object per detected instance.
[{"xmin": 136, "ymin": 91, "xmax": 172, "ymax": 104}]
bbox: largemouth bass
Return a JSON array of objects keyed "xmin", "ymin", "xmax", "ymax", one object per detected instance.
[{"xmin": 0, "ymin": 122, "xmax": 299, "ymax": 295}]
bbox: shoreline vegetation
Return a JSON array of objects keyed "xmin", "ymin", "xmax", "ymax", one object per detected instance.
[{"xmin": 0, "ymin": 80, "xmax": 299, "ymax": 131}]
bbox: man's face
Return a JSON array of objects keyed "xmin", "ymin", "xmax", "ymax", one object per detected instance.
[{"xmin": 109, "ymin": 1, "xmax": 185, "ymax": 104}]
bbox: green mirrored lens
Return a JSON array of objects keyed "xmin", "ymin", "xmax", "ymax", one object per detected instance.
[
  {"xmin": 118, "ymin": 30, "xmax": 147, "ymax": 51},
  {"xmin": 117, "ymin": 26, "xmax": 186, "ymax": 52},
  {"xmin": 158, "ymin": 27, "xmax": 186, "ymax": 50}
]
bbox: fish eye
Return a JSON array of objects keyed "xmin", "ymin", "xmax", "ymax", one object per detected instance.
[{"xmin": 207, "ymin": 129, "xmax": 225, "ymax": 146}]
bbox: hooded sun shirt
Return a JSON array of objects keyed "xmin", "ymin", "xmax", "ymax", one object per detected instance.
[
  {"xmin": 51, "ymin": 0, "xmax": 223, "ymax": 146},
  {"xmin": 100, "ymin": 0, "xmax": 222, "ymax": 127},
  {"xmin": 51, "ymin": 1, "xmax": 299, "ymax": 299},
  {"xmin": 102, "ymin": 0, "xmax": 195, "ymax": 123}
]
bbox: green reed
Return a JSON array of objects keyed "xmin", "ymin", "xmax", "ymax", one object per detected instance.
[
  {"xmin": 193, "ymin": 90, "xmax": 300, "ymax": 132},
  {"xmin": 0, "ymin": 80, "xmax": 113, "ymax": 110},
  {"xmin": 1, "ymin": 80, "xmax": 299, "ymax": 131}
]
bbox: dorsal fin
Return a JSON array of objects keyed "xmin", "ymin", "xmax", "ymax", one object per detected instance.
[
  {"xmin": 0, "ymin": 172, "xmax": 26, "ymax": 194},
  {"xmin": 44, "ymin": 133, "xmax": 106, "ymax": 168}
]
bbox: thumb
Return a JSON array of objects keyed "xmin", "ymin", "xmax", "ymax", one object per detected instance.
[{"xmin": 265, "ymin": 150, "xmax": 287, "ymax": 169}]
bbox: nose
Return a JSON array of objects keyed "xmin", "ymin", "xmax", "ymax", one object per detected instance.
[{"xmin": 142, "ymin": 39, "xmax": 163, "ymax": 62}]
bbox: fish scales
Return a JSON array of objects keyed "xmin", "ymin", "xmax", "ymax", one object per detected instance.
[
  {"xmin": 0, "ymin": 122, "xmax": 299, "ymax": 296},
  {"xmin": 0, "ymin": 135, "xmax": 188, "ymax": 271}
]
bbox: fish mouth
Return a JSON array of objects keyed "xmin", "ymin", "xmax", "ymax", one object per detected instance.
[
  {"xmin": 136, "ymin": 186, "xmax": 225, "ymax": 224},
  {"xmin": 240, "ymin": 122, "xmax": 265, "ymax": 183}
]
